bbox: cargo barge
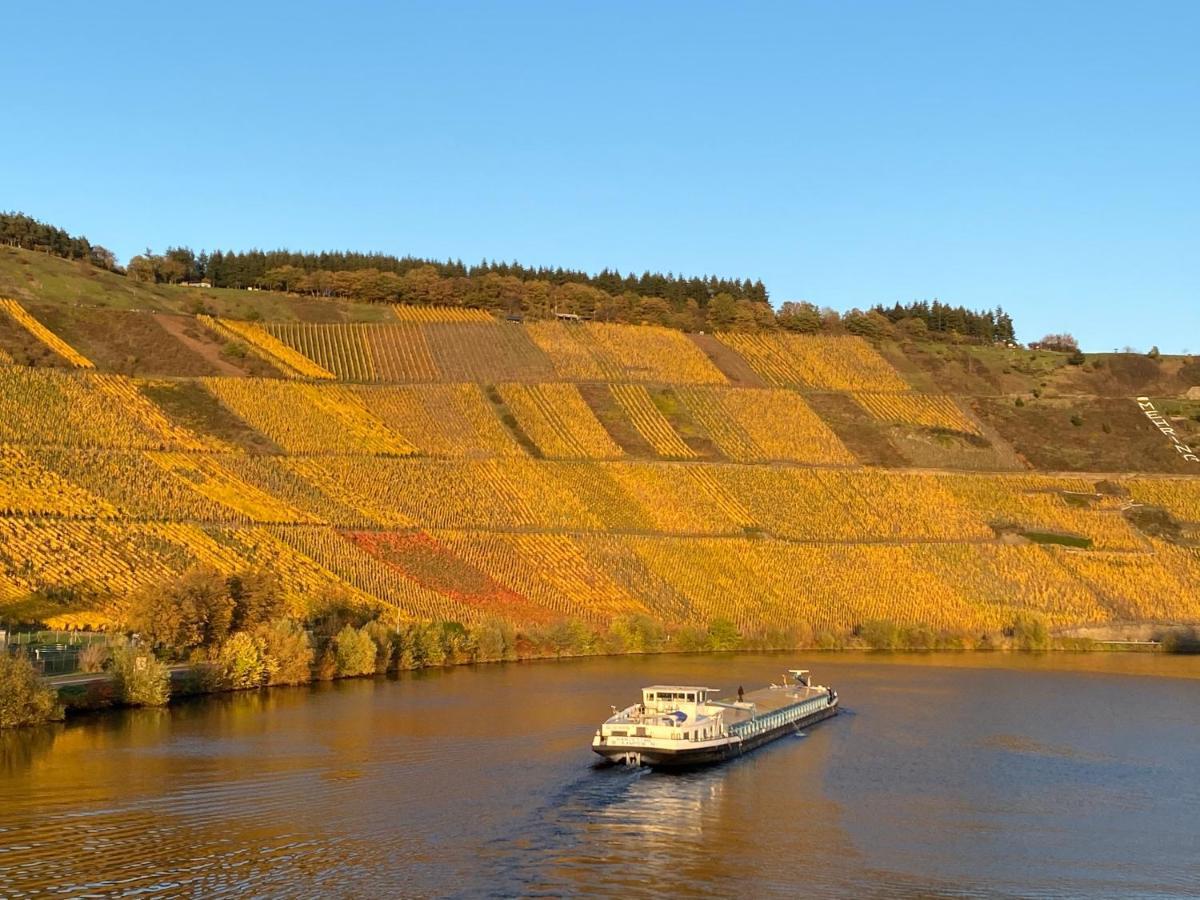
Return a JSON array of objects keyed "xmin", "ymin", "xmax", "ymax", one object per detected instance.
[{"xmin": 592, "ymin": 669, "xmax": 838, "ymax": 769}]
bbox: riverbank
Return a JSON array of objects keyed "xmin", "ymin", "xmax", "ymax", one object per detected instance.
[
  {"xmin": 6, "ymin": 578, "xmax": 1197, "ymax": 732},
  {"xmin": 30, "ymin": 634, "xmax": 1197, "ymax": 727}
]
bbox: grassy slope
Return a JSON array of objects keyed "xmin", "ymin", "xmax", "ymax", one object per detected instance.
[
  {"xmin": 0, "ymin": 245, "xmax": 393, "ymax": 322},
  {"xmin": 880, "ymin": 339, "xmax": 1200, "ymax": 473}
]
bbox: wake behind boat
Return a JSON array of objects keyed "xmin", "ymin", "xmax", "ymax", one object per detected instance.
[{"xmin": 592, "ymin": 669, "xmax": 838, "ymax": 769}]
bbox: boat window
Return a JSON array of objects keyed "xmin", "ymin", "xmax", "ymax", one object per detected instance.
[{"xmin": 687, "ymin": 693, "xmax": 695, "ymax": 702}]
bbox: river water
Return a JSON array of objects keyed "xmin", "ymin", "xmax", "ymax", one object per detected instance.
[{"xmin": 1, "ymin": 653, "xmax": 1197, "ymax": 898}]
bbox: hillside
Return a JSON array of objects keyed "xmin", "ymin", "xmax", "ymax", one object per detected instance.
[{"xmin": 1, "ymin": 247, "xmax": 1198, "ymax": 642}]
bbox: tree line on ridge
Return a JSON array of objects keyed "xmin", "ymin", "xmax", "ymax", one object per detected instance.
[{"xmin": 3, "ymin": 210, "xmax": 1017, "ymax": 342}]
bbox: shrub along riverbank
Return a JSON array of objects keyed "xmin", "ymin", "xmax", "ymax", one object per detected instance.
[{"xmin": 4, "ymin": 568, "xmax": 1195, "ymax": 730}]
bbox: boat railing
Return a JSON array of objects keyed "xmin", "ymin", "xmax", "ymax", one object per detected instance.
[{"xmin": 728, "ymin": 694, "xmax": 830, "ymax": 739}]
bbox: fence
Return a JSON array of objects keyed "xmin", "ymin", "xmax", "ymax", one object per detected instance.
[
  {"xmin": 1, "ymin": 630, "xmax": 111, "ymax": 649},
  {"xmin": 1, "ymin": 631, "xmax": 116, "ymax": 677}
]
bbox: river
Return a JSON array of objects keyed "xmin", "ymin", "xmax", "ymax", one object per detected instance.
[{"xmin": 1, "ymin": 652, "xmax": 1198, "ymax": 897}]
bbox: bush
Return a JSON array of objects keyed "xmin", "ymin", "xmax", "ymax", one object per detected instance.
[
  {"xmin": 707, "ymin": 618, "xmax": 741, "ymax": 651},
  {"xmin": 814, "ymin": 629, "xmax": 844, "ymax": 650},
  {"xmin": 111, "ymin": 645, "xmax": 171, "ymax": 706},
  {"xmin": 314, "ymin": 643, "xmax": 337, "ymax": 681},
  {"xmin": 364, "ymin": 621, "xmax": 396, "ymax": 674},
  {"xmin": 215, "ymin": 632, "xmax": 272, "ymax": 690},
  {"xmin": 254, "ymin": 619, "xmax": 314, "ymax": 685},
  {"xmin": 1162, "ymin": 628, "xmax": 1200, "ymax": 653},
  {"xmin": 859, "ymin": 620, "xmax": 901, "ymax": 650},
  {"xmin": 1037, "ymin": 333, "xmax": 1079, "ymax": 353},
  {"xmin": 609, "ymin": 616, "xmax": 665, "ymax": 654},
  {"xmin": 901, "ymin": 623, "xmax": 938, "ymax": 649},
  {"xmin": 78, "ymin": 642, "xmax": 111, "ymax": 673},
  {"xmin": 439, "ymin": 622, "xmax": 473, "ymax": 663},
  {"xmin": 672, "ymin": 624, "xmax": 711, "ymax": 652},
  {"xmin": 534, "ymin": 619, "xmax": 597, "ymax": 658},
  {"xmin": 308, "ymin": 590, "xmax": 371, "ymax": 637},
  {"xmin": 415, "ymin": 623, "xmax": 448, "ymax": 666},
  {"xmin": 561, "ymin": 619, "xmax": 598, "ymax": 656},
  {"xmin": 0, "ymin": 654, "xmax": 62, "ymax": 728},
  {"xmin": 334, "ymin": 625, "xmax": 377, "ymax": 677},
  {"xmin": 221, "ymin": 341, "xmax": 248, "ymax": 360},
  {"xmin": 470, "ymin": 620, "xmax": 515, "ymax": 663},
  {"xmin": 1010, "ymin": 614, "xmax": 1050, "ymax": 651}
]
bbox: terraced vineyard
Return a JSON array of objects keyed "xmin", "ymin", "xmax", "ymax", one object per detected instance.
[
  {"xmin": 200, "ymin": 316, "xmax": 335, "ymax": 379},
  {"xmin": 497, "ymin": 383, "xmax": 623, "ymax": 459},
  {"xmin": 1, "ymin": 301, "xmax": 1198, "ymax": 641},
  {"xmin": 677, "ymin": 386, "xmax": 856, "ymax": 464},
  {"xmin": 529, "ymin": 320, "xmax": 727, "ymax": 384},
  {"xmin": 263, "ymin": 322, "xmax": 439, "ymax": 381},
  {"xmin": 717, "ymin": 333, "xmax": 910, "ymax": 390},
  {"xmin": 853, "ymin": 391, "xmax": 982, "ymax": 435}
]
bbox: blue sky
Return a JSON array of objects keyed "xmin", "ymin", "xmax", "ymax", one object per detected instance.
[{"xmin": 3, "ymin": 1, "xmax": 1197, "ymax": 351}]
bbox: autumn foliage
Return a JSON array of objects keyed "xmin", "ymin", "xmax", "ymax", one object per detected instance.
[{"xmin": 0, "ymin": 306, "xmax": 1197, "ymax": 650}]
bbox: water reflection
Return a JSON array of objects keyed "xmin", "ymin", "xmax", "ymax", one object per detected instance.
[
  {"xmin": 0, "ymin": 724, "xmax": 59, "ymax": 777},
  {"xmin": 0, "ymin": 654, "xmax": 1197, "ymax": 897}
]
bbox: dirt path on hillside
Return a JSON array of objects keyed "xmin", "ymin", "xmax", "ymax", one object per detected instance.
[
  {"xmin": 688, "ymin": 333, "xmax": 765, "ymax": 386},
  {"xmin": 154, "ymin": 313, "xmax": 245, "ymax": 375}
]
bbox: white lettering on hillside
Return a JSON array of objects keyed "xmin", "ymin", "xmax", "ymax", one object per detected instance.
[{"xmin": 1136, "ymin": 397, "xmax": 1199, "ymax": 463}]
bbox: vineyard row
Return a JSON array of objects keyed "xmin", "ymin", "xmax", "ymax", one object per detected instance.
[
  {"xmin": 0, "ymin": 447, "xmax": 1184, "ymax": 552},
  {"xmin": 2, "ymin": 520, "xmax": 1197, "ymax": 636}
]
